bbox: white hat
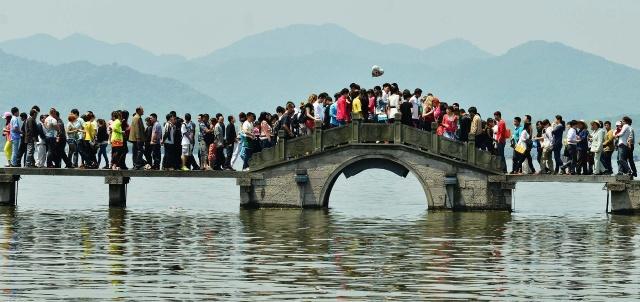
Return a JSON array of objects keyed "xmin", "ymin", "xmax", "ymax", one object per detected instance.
[{"xmin": 616, "ymin": 121, "xmax": 622, "ymax": 126}]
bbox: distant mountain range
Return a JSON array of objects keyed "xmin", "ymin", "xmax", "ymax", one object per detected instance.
[
  {"xmin": 0, "ymin": 51, "xmax": 226, "ymax": 117},
  {"xmin": 1, "ymin": 23, "xmax": 639, "ymax": 120}
]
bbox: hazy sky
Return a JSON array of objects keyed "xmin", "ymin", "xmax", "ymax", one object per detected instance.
[{"xmin": 1, "ymin": 0, "xmax": 640, "ymax": 67}]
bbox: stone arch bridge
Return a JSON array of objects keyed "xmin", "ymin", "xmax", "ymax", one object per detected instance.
[{"xmin": 241, "ymin": 119, "xmax": 511, "ymax": 210}]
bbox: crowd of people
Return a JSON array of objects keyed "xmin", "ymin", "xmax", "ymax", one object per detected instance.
[{"xmin": 2, "ymin": 82, "xmax": 637, "ymax": 177}]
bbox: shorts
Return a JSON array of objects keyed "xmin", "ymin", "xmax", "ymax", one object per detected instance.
[{"xmin": 181, "ymin": 144, "xmax": 193, "ymax": 156}]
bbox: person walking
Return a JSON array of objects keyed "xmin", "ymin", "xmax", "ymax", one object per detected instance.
[
  {"xmin": 539, "ymin": 119, "xmax": 554, "ymax": 174},
  {"xmin": 9, "ymin": 107, "xmax": 22, "ymax": 167},
  {"xmin": 493, "ymin": 111, "xmax": 508, "ymax": 173},
  {"xmin": 626, "ymin": 118, "xmax": 637, "ymax": 177},
  {"xmin": 24, "ymin": 109, "xmax": 38, "ymax": 167},
  {"xmin": 146, "ymin": 113, "xmax": 160, "ymax": 170},
  {"xmin": 560, "ymin": 120, "xmax": 579, "ymax": 175},
  {"xmin": 590, "ymin": 120, "xmax": 606, "ymax": 175},
  {"xmin": 96, "ymin": 119, "xmax": 110, "ymax": 169},
  {"xmin": 213, "ymin": 114, "xmax": 226, "ymax": 170},
  {"xmin": 602, "ymin": 121, "xmax": 615, "ymax": 175},
  {"xmin": 35, "ymin": 114, "xmax": 47, "ymax": 168},
  {"xmin": 110, "ymin": 111, "xmax": 124, "ymax": 170},
  {"xmin": 510, "ymin": 117, "xmax": 523, "ymax": 173},
  {"xmin": 129, "ymin": 107, "xmax": 145, "ymax": 170},
  {"xmin": 551, "ymin": 115, "xmax": 565, "ymax": 174},
  {"xmin": 576, "ymin": 120, "xmax": 589, "ymax": 175},
  {"xmin": 224, "ymin": 115, "xmax": 237, "ymax": 170},
  {"xmin": 240, "ymin": 112, "xmax": 256, "ymax": 171},
  {"xmin": 81, "ymin": 112, "xmax": 98, "ymax": 168}
]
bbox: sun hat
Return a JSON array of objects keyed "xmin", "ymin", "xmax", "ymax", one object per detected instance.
[{"xmin": 3, "ymin": 112, "xmax": 11, "ymax": 119}]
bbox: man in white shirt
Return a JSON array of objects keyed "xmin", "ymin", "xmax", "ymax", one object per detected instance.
[
  {"xmin": 539, "ymin": 119, "xmax": 555, "ymax": 174},
  {"xmin": 616, "ymin": 116, "xmax": 634, "ymax": 176},
  {"xmin": 180, "ymin": 113, "xmax": 195, "ymax": 171},
  {"xmin": 560, "ymin": 120, "xmax": 578, "ymax": 175},
  {"xmin": 409, "ymin": 88, "xmax": 422, "ymax": 127},
  {"xmin": 313, "ymin": 93, "xmax": 326, "ymax": 123}
]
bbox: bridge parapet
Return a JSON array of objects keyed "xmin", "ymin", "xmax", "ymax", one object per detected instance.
[{"xmin": 250, "ymin": 117, "xmax": 502, "ymax": 172}]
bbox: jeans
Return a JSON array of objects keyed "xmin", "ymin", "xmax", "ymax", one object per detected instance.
[
  {"xmin": 25, "ymin": 142, "xmax": 35, "ymax": 167},
  {"xmin": 46, "ymin": 137, "xmax": 57, "ymax": 167},
  {"xmin": 79, "ymin": 140, "xmax": 96, "ymax": 167},
  {"xmin": 576, "ymin": 147, "xmax": 588, "ymax": 175},
  {"xmin": 97, "ymin": 143, "xmax": 109, "ymax": 167},
  {"xmin": 562, "ymin": 144, "xmax": 577, "ymax": 174},
  {"xmin": 67, "ymin": 139, "xmax": 79, "ymax": 167},
  {"xmin": 224, "ymin": 144, "xmax": 234, "ymax": 168},
  {"xmin": 11, "ymin": 138, "xmax": 21, "ymax": 166},
  {"xmin": 629, "ymin": 147, "xmax": 637, "ymax": 177},
  {"xmin": 132, "ymin": 141, "xmax": 145, "ymax": 168},
  {"xmin": 162, "ymin": 143, "xmax": 175, "ymax": 169},
  {"xmin": 144, "ymin": 142, "xmax": 152, "ymax": 165},
  {"xmin": 151, "ymin": 144, "xmax": 161, "ymax": 169},
  {"xmin": 241, "ymin": 146, "xmax": 252, "ymax": 170},
  {"xmin": 617, "ymin": 144, "xmax": 632, "ymax": 175},
  {"xmin": 541, "ymin": 148, "xmax": 553, "ymax": 173},
  {"xmin": 553, "ymin": 143, "xmax": 563, "ymax": 173},
  {"xmin": 496, "ymin": 142, "xmax": 507, "ymax": 173},
  {"xmin": 603, "ymin": 150, "xmax": 613, "ymax": 173},
  {"xmin": 198, "ymin": 140, "xmax": 208, "ymax": 167}
]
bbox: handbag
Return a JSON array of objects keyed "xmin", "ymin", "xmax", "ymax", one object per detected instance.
[
  {"xmin": 111, "ymin": 139, "xmax": 124, "ymax": 148},
  {"xmin": 514, "ymin": 143, "xmax": 526, "ymax": 154}
]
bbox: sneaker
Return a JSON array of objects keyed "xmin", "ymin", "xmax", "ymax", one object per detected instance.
[
  {"xmin": 242, "ymin": 168, "xmax": 250, "ymax": 172},
  {"xmin": 181, "ymin": 166, "xmax": 189, "ymax": 171}
]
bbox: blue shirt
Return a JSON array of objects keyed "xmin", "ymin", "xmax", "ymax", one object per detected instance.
[
  {"xmin": 512, "ymin": 125, "xmax": 523, "ymax": 143},
  {"xmin": 329, "ymin": 103, "xmax": 338, "ymax": 126},
  {"xmin": 577, "ymin": 129, "xmax": 589, "ymax": 150},
  {"xmin": 10, "ymin": 116, "xmax": 21, "ymax": 141}
]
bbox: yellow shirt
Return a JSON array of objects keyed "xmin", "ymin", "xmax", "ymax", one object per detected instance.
[
  {"xmin": 84, "ymin": 121, "xmax": 95, "ymax": 141},
  {"xmin": 111, "ymin": 119, "xmax": 123, "ymax": 143},
  {"xmin": 352, "ymin": 97, "xmax": 362, "ymax": 113}
]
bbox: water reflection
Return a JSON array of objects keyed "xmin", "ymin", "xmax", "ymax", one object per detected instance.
[{"xmin": 0, "ymin": 206, "xmax": 639, "ymax": 300}]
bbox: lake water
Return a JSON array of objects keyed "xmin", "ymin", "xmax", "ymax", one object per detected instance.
[{"xmin": 1, "ymin": 166, "xmax": 640, "ymax": 300}]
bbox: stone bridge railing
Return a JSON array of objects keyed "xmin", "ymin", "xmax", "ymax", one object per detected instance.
[{"xmin": 250, "ymin": 115, "xmax": 503, "ymax": 173}]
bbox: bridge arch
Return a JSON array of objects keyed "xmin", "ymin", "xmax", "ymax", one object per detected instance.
[{"xmin": 319, "ymin": 154, "xmax": 432, "ymax": 207}]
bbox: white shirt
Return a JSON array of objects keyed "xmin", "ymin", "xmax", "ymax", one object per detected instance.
[
  {"xmin": 313, "ymin": 102, "xmax": 324, "ymax": 121},
  {"xmin": 388, "ymin": 94, "xmax": 400, "ymax": 117},
  {"xmin": 567, "ymin": 127, "xmax": 578, "ymax": 144},
  {"xmin": 617, "ymin": 124, "xmax": 631, "ymax": 146},
  {"xmin": 590, "ymin": 128, "xmax": 605, "ymax": 152},
  {"xmin": 409, "ymin": 96, "xmax": 420, "ymax": 120},
  {"xmin": 44, "ymin": 116, "xmax": 58, "ymax": 138},
  {"xmin": 543, "ymin": 126, "xmax": 554, "ymax": 147},
  {"xmin": 518, "ymin": 129, "xmax": 530, "ymax": 146},
  {"xmin": 242, "ymin": 120, "xmax": 254, "ymax": 137}
]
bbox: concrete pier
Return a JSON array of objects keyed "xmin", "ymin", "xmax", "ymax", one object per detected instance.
[
  {"xmin": 0, "ymin": 174, "xmax": 19, "ymax": 206},
  {"xmin": 106, "ymin": 176, "xmax": 130, "ymax": 207}
]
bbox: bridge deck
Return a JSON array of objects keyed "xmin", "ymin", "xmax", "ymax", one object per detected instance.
[
  {"xmin": 491, "ymin": 174, "xmax": 632, "ymax": 183},
  {"xmin": 0, "ymin": 168, "xmax": 632, "ymax": 183},
  {"xmin": 0, "ymin": 168, "xmax": 246, "ymax": 178}
]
